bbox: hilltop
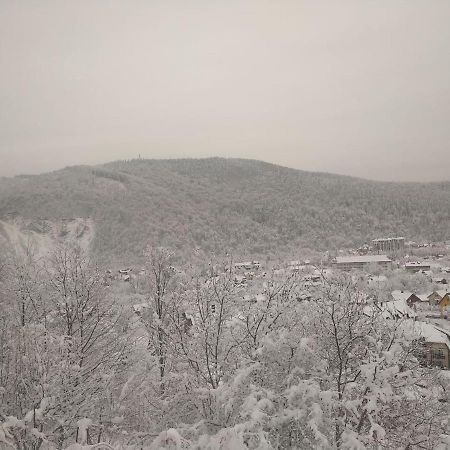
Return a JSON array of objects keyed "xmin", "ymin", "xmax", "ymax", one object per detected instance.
[{"xmin": 1, "ymin": 158, "xmax": 450, "ymax": 263}]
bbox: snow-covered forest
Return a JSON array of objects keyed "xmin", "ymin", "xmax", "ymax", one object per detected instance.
[
  {"xmin": 2, "ymin": 158, "xmax": 450, "ymax": 263},
  {"xmin": 1, "ymin": 245, "xmax": 449, "ymax": 449}
]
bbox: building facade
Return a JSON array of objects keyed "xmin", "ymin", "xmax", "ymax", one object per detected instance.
[
  {"xmin": 372, "ymin": 237, "xmax": 405, "ymax": 253},
  {"xmin": 405, "ymin": 262, "xmax": 431, "ymax": 273},
  {"xmin": 334, "ymin": 255, "xmax": 392, "ymax": 271},
  {"xmin": 425, "ymin": 342, "xmax": 450, "ymax": 369}
]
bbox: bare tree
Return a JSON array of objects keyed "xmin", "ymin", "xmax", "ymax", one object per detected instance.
[{"xmin": 143, "ymin": 246, "xmax": 177, "ymax": 392}]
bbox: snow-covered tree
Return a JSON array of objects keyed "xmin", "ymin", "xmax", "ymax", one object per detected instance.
[
  {"xmin": 0, "ymin": 245, "xmax": 131, "ymax": 449},
  {"xmin": 148, "ymin": 275, "xmax": 450, "ymax": 449}
]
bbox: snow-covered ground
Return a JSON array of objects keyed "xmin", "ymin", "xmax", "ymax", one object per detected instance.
[{"xmin": 0, "ymin": 217, "xmax": 95, "ymax": 258}]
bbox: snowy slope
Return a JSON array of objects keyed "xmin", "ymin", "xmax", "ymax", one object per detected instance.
[{"xmin": 0, "ymin": 217, "xmax": 95, "ymax": 259}]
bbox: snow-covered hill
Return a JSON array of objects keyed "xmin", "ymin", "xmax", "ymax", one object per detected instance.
[{"xmin": 0, "ymin": 158, "xmax": 450, "ymax": 262}]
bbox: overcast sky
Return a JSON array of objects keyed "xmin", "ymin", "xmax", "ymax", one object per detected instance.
[{"xmin": 1, "ymin": 1, "xmax": 449, "ymax": 181}]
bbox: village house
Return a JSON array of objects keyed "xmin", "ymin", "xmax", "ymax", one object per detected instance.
[
  {"xmin": 368, "ymin": 301, "xmax": 449, "ymax": 369},
  {"xmin": 405, "ymin": 261, "xmax": 431, "ymax": 273},
  {"xmin": 432, "ymin": 277, "xmax": 448, "ymax": 285},
  {"xmin": 234, "ymin": 274, "xmax": 247, "ymax": 287},
  {"xmin": 412, "ymin": 322, "xmax": 450, "ymax": 369},
  {"xmin": 391, "ymin": 290, "xmax": 424, "ymax": 307},
  {"xmin": 357, "ymin": 244, "xmax": 370, "ymax": 255},
  {"xmin": 296, "ymin": 292, "xmax": 313, "ymax": 302},
  {"xmin": 427, "ymin": 290, "xmax": 448, "ymax": 306},
  {"xmin": 243, "ymin": 293, "xmax": 267, "ymax": 304},
  {"xmin": 438, "ymin": 293, "xmax": 450, "ymax": 315},
  {"xmin": 426, "ymin": 341, "xmax": 450, "ymax": 368},
  {"xmin": 289, "ymin": 259, "xmax": 311, "ymax": 268},
  {"xmin": 303, "ymin": 273, "xmax": 321, "ymax": 283},
  {"xmin": 234, "ymin": 261, "xmax": 260, "ymax": 271},
  {"xmin": 118, "ymin": 268, "xmax": 133, "ymax": 281}
]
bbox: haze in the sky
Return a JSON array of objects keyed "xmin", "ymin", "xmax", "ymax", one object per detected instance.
[{"xmin": 1, "ymin": 1, "xmax": 449, "ymax": 182}]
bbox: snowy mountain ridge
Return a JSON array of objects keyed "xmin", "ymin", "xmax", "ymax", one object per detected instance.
[{"xmin": 1, "ymin": 158, "xmax": 450, "ymax": 262}]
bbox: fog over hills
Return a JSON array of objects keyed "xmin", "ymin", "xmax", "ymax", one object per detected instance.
[{"xmin": 1, "ymin": 158, "xmax": 449, "ymax": 262}]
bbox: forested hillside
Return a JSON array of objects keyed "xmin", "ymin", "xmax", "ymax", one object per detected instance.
[{"xmin": 1, "ymin": 158, "xmax": 449, "ymax": 262}]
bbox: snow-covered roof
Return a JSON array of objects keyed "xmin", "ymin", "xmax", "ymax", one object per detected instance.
[
  {"xmin": 372, "ymin": 237, "xmax": 405, "ymax": 242},
  {"xmin": 377, "ymin": 299, "xmax": 416, "ymax": 319},
  {"xmin": 401, "ymin": 320, "xmax": 450, "ymax": 348},
  {"xmin": 391, "ymin": 290, "xmax": 414, "ymax": 302},
  {"xmin": 432, "ymin": 277, "xmax": 448, "ymax": 283},
  {"xmin": 336, "ymin": 255, "xmax": 392, "ymax": 264},
  {"xmin": 427, "ymin": 290, "xmax": 449, "ymax": 299},
  {"xmin": 405, "ymin": 261, "xmax": 430, "ymax": 267}
]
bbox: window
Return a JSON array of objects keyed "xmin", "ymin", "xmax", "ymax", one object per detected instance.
[
  {"xmin": 210, "ymin": 304, "xmax": 216, "ymax": 314},
  {"xmin": 431, "ymin": 349, "xmax": 445, "ymax": 360}
]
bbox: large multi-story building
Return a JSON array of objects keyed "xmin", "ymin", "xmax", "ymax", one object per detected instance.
[
  {"xmin": 334, "ymin": 255, "xmax": 392, "ymax": 271},
  {"xmin": 372, "ymin": 237, "xmax": 405, "ymax": 253}
]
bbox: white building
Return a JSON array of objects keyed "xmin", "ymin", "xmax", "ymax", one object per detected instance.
[{"xmin": 334, "ymin": 255, "xmax": 392, "ymax": 271}]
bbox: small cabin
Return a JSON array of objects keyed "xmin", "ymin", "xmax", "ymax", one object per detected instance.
[
  {"xmin": 432, "ymin": 277, "xmax": 448, "ymax": 285},
  {"xmin": 438, "ymin": 293, "xmax": 450, "ymax": 314}
]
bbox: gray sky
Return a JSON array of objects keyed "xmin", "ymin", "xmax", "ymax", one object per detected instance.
[{"xmin": 1, "ymin": 1, "xmax": 449, "ymax": 181}]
